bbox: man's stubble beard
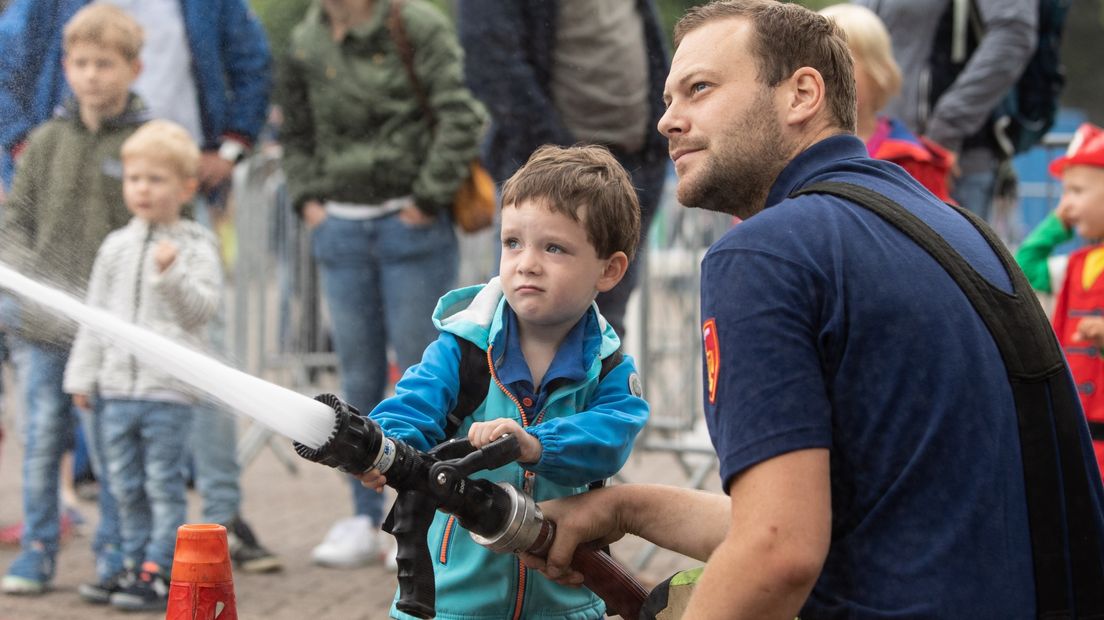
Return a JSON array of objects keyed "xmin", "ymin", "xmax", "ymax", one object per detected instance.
[{"xmin": 676, "ymin": 94, "xmax": 791, "ymax": 220}]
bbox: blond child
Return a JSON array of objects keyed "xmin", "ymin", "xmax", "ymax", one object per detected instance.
[
  {"xmin": 0, "ymin": 4, "xmax": 148, "ymax": 597},
  {"xmin": 357, "ymin": 145, "xmax": 649, "ymax": 620},
  {"xmin": 62, "ymin": 120, "xmax": 222, "ymax": 611},
  {"xmin": 1044, "ymin": 122, "xmax": 1104, "ymax": 485},
  {"xmin": 819, "ymin": 4, "xmax": 955, "ymax": 201}
]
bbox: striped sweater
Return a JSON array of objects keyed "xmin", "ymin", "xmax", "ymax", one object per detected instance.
[{"xmin": 63, "ymin": 217, "xmax": 222, "ymax": 403}]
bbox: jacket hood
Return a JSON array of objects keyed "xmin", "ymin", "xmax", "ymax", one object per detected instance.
[
  {"xmin": 56, "ymin": 92, "xmax": 151, "ymax": 129},
  {"xmin": 432, "ymin": 277, "xmax": 622, "ymax": 359}
]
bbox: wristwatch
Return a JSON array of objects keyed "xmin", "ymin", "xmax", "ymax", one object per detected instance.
[{"xmin": 217, "ymin": 139, "xmax": 247, "ymax": 164}]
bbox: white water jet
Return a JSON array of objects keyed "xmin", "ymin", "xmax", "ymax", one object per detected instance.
[{"xmin": 0, "ymin": 261, "xmax": 336, "ymax": 449}]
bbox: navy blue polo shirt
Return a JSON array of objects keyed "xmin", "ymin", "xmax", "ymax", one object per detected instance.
[
  {"xmin": 700, "ymin": 135, "xmax": 1041, "ymax": 617},
  {"xmin": 494, "ymin": 305, "xmax": 596, "ymax": 419}
]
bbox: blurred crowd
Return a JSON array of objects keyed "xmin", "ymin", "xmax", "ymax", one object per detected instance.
[{"xmin": 0, "ymin": 0, "xmax": 1091, "ymax": 615}]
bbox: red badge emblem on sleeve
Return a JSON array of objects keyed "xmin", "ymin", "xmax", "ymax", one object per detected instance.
[{"xmin": 702, "ymin": 318, "xmax": 719, "ymax": 404}]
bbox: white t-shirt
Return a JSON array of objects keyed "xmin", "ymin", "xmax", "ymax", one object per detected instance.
[{"xmin": 98, "ymin": 0, "xmax": 204, "ymax": 143}]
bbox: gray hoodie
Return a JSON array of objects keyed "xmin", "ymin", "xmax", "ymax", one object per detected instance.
[{"xmin": 855, "ymin": 0, "xmax": 1037, "ymax": 173}]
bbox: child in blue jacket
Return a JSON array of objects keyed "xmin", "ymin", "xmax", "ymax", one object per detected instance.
[{"xmin": 358, "ymin": 144, "xmax": 650, "ymax": 619}]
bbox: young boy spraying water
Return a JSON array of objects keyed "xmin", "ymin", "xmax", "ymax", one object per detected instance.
[
  {"xmin": 0, "ymin": 4, "xmax": 149, "ymax": 597},
  {"xmin": 357, "ymin": 144, "xmax": 650, "ymax": 620},
  {"xmin": 63, "ymin": 120, "xmax": 222, "ymax": 611}
]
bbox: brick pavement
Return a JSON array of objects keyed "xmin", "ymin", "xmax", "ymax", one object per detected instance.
[{"xmin": 0, "ymin": 372, "xmax": 715, "ymax": 620}]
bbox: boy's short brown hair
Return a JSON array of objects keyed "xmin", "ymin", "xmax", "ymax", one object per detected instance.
[
  {"xmin": 63, "ymin": 4, "xmax": 143, "ymax": 61},
  {"xmin": 500, "ymin": 145, "xmax": 641, "ymax": 261},
  {"xmin": 121, "ymin": 120, "xmax": 201, "ymax": 180}
]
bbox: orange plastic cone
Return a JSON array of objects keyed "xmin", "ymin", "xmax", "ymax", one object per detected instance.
[{"xmin": 166, "ymin": 524, "xmax": 238, "ymax": 620}]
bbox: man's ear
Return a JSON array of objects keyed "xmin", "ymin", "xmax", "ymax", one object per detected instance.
[
  {"xmin": 596, "ymin": 251, "xmax": 629, "ymax": 293},
  {"xmin": 783, "ymin": 66, "xmax": 826, "ymax": 127}
]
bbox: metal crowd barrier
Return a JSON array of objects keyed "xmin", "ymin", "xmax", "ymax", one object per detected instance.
[{"xmin": 227, "ymin": 147, "xmax": 333, "ymax": 472}]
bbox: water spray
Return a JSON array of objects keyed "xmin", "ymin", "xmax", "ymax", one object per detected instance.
[
  {"xmin": 0, "ymin": 261, "xmax": 335, "ymax": 448},
  {"xmin": 0, "ymin": 261, "xmax": 647, "ymax": 618}
]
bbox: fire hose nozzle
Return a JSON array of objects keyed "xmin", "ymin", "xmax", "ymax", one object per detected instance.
[
  {"xmin": 291, "ymin": 393, "xmax": 647, "ymax": 620},
  {"xmin": 470, "ymin": 483, "xmax": 553, "ymax": 555},
  {"xmin": 292, "ymin": 393, "xmax": 385, "ymax": 475}
]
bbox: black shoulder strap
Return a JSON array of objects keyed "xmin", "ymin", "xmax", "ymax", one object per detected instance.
[
  {"xmin": 793, "ymin": 181, "xmax": 1104, "ymax": 618},
  {"xmin": 445, "ymin": 339, "xmax": 624, "ymax": 440},
  {"xmin": 446, "ymin": 337, "xmax": 491, "ymax": 439},
  {"xmin": 600, "ymin": 346, "xmax": 624, "ymax": 380}
]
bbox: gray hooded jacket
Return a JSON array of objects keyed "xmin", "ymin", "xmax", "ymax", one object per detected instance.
[{"xmin": 855, "ymin": 0, "xmax": 1037, "ymax": 173}]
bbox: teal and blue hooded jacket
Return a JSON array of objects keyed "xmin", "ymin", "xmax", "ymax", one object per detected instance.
[{"xmin": 370, "ymin": 277, "xmax": 649, "ymax": 620}]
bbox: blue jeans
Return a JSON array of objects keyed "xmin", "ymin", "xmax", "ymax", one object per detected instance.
[
  {"xmin": 7, "ymin": 342, "xmax": 77, "ymax": 569},
  {"xmin": 311, "ymin": 212, "xmax": 457, "ymax": 525},
  {"xmin": 5, "ymin": 339, "xmax": 122, "ymax": 583},
  {"xmin": 190, "ymin": 193, "xmax": 242, "ymax": 525},
  {"xmin": 101, "ymin": 399, "xmax": 192, "ymax": 570},
  {"xmin": 77, "ymin": 402, "xmax": 124, "ymax": 580},
  {"xmin": 952, "ymin": 169, "xmax": 997, "ymax": 223},
  {"xmin": 190, "ymin": 403, "xmax": 240, "ymax": 524}
]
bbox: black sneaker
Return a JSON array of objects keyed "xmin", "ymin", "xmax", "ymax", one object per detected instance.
[
  {"xmin": 225, "ymin": 516, "xmax": 283, "ymax": 573},
  {"xmin": 78, "ymin": 569, "xmax": 131, "ymax": 604},
  {"xmin": 109, "ymin": 563, "xmax": 169, "ymax": 612}
]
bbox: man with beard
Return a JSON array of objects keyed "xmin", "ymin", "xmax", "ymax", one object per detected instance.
[{"xmin": 520, "ymin": 1, "xmax": 1104, "ymax": 618}]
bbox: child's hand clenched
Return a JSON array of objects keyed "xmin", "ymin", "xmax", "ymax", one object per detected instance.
[
  {"xmin": 153, "ymin": 239, "xmax": 179, "ymax": 273},
  {"xmin": 468, "ymin": 418, "xmax": 542, "ymax": 464}
]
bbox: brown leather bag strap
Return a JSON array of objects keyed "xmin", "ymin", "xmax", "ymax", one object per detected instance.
[{"xmin": 387, "ymin": 0, "xmax": 435, "ymax": 129}]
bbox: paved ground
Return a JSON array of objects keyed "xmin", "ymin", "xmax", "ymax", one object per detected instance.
[{"xmin": 0, "ymin": 366, "xmax": 718, "ymax": 620}]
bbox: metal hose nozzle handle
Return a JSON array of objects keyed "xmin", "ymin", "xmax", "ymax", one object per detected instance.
[{"xmin": 294, "ymin": 394, "xmax": 647, "ymax": 619}]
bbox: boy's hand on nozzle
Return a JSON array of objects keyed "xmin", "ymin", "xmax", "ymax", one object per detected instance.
[
  {"xmin": 72, "ymin": 394, "xmax": 92, "ymax": 411},
  {"xmin": 468, "ymin": 418, "xmax": 542, "ymax": 463},
  {"xmin": 153, "ymin": 240, "xmax": 179, "ymax": 273},
  {"xmin": 356, "ymin": 467, "xmax": 387, "ymax": 493},
  {"xmin": 1074, "ymin": 316, "xmax": 1104, "ymax": 348}
]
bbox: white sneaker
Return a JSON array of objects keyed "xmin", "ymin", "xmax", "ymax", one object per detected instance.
[{"xmin": 310, "ymin": 516, "xmax": 382, "ymax": 568}]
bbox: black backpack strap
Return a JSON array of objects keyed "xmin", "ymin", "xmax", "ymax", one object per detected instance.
[
  {"xmin": 599, "ymin": 346, "xmax": 624, "ymax": 382},
  {"xmin": 587, "ymin": 345, "xmax": 625, "ymax": 492},
  {"xmin": 447, "ymin": 340, "xmax": 624, "ymax": 440},
  {"xmin": 793, "ymin": 181, "xmax": 1104, "ymax": 618},
  {"xmin": 445, "ymin": 337, "xmax": 492, "ymax": 439}
]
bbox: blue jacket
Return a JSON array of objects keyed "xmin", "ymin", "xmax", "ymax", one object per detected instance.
[
  {"xmin": 0, "ymin": 0, "xmax": 271, "ymax": 185},
  {"xmin": 371, "ymin": 278, "xmax": 649, "ymax": 620},
  {"xmin": 456, "ymin": 0, "xmax": 670, "ymax": 183}
]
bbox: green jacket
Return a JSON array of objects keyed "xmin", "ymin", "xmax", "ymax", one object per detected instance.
[
  {"xmin": 0, "ymin": 95, "xmax": 149, "ymax": 344},
  {"xmin": 1014, "ymin": 211, "xmax": 1074, "ymax": 294},
  {"xmin": 278, "ymin": 0, "xmax": 486, "ymax": 215}
]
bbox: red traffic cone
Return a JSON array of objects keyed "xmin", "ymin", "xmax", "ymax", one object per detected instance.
[{"xmin": 166, "ymin": 524, "xmax": 238, "ymax": 620}]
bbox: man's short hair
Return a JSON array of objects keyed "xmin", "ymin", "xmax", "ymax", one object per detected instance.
[
  {"xmin": 675, "ymin": 0, "xmax": 857, "ymax": 133},
  {"xmin": 122, "ymin": 120, "xmax": 201, "ymax": 180},
  {"xmin": 63, "ymin": 4, "xmax": 144, "ymax": 62},
  {"xmin": 500, "ymin": 145, "xmax": 641, "ymax": 262},
  {"xmin": 819, "ymin": 4, "xmax": 902, "ymax": 114}
]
